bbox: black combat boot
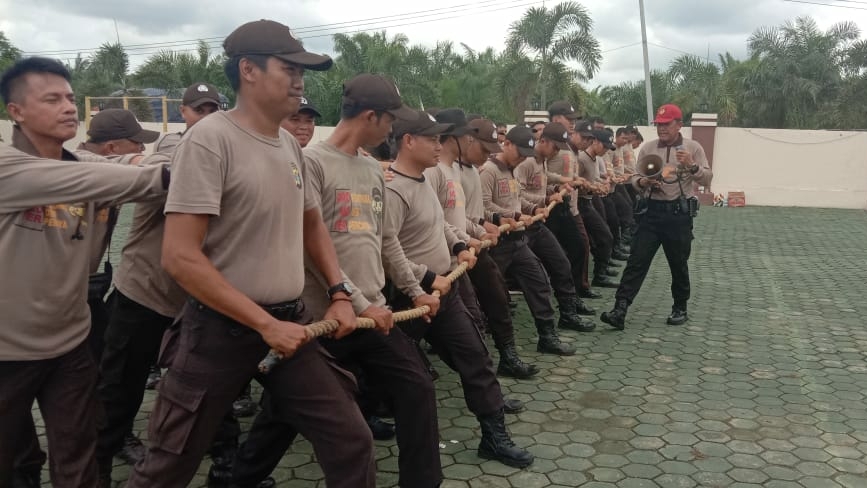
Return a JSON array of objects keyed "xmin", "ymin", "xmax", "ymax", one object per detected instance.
[
  {"xmin": 503, "ymin": 397, "xmax": 526, "ymax": 414},
  {"xmin": 536, "ymin": 319, "xmax": 576, "ymax": 355},
  {"xmin": 611, "ymin": 248, "xmax": 630, "ymax": 261},
  {"xmin": 367, "ymin": 416, "xmax": 396, "ymax": 440},
  {"xmin": 600, "ymin": 299, "xmax": 629, "ymax": 330},
  {"xmin": 557, "ymin": 296, "xmax": 596, "ymax": 332},
  {"xmin": 497, "ymin": 344, "xmax": 539, "ymax": 379},
  {"xmin": 579, "ymin": 288, "xmax": 603, "ymax": 299},
  {"xmin": 667, "ymin": 303, "xmax": 688, "ymax": 325},
  {"xmin": 477, "ymin": 409, "xmax": 535, "ymax": 468},
  {"xmin": 117, "ymin": 431, "xmax": 146, "ymax": 465},
  {"xmin": 592, "ymin": 265, "xmax": 619, "ymax": 288},
  {"xmin": 232, "ymin": 383, "xmax": 258, "ymax": 418}
]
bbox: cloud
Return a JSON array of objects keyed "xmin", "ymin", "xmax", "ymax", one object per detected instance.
[{"xmin": 2, "ymin": 0, "xmax": 865, "ymax": 90}]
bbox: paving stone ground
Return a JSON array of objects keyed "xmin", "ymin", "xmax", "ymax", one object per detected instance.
[{"xmin": 35, "ymin": 206, "xmax": 867, "ymax": 487}]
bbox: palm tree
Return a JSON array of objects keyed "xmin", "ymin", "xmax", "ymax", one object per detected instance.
[
  {"xmin": 746, "ymin": 16, "xmax": 857, "ymax": 128},
  {"xmin": 134, "ymin": 41, "xmax": 228, "ymax": 100},
  {"xmin": 506, "ymin": 1, "xmax": 601, "ymax": 109},
  {"xmin": 0, "ymin": 31, "xmax": 21, "ymax": 121}
]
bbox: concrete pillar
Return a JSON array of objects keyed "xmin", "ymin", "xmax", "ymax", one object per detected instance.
[{"xmin": 690, "ymin": 113, "xmax": 717, "ymax": 205}]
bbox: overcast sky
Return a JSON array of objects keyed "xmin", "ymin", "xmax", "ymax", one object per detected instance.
[{"xmin": 1, "ymin": 0, "xmax": 863, "ymax": 88}]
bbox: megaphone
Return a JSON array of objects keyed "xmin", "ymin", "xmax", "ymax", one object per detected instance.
[{"xmin": 637, "ymin": 154, "xmax": 664, "ymax": 180}]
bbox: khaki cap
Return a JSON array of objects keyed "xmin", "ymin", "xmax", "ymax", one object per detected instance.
[
  {"xmin": 87, "ymin": 109, "xmax": 159, "ymax": 144},
  {"xmin": 466, "ymin": 118, "xmax": 502, "ymax": 153},
  {"xmin": 392, "ymin": 109, "xmax": 453, "ymax": 138},
  {"xmin": 541, "ymin": 122, "xmax": 570, "ymax": 150},
  {"xmin": 223, "ymin": 19, "xmax": 333, "ymax": 71},
  {"xmin": 505, "ymin": 126, "xmax": 536, "ymax": 158},
  {"xmin": 342, "ymin": 74, "xmax": 416, "ymax": 120},
  {"xmin": 182, "ymin": 82, "xmax": 221, "ymax": 108},
  {"xmin": 548, "ymin": 100, "xmax": 579, "ymax": 119}
]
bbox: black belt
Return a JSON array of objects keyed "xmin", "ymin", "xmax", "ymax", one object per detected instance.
[
  {"xmin": 187, "ymin": 297, "xmax": 302, "ymax": 318},
  {"xmin": 646, "ymin": 199, "xmax": 681, "ymax": 213}
]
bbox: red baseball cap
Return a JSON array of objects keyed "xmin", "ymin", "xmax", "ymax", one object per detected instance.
[{"xmin": 653, "ymin": 103, "xmax": 683, "ymax": 124}]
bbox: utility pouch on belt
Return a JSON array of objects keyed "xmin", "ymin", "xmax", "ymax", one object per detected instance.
[
  {"xmin": 633, "ymin": 195, "xmax": 648, "ymax": 216},
  {"xmin": 676, "ymin": 196, "xmax": 699, "ymax": 217}
]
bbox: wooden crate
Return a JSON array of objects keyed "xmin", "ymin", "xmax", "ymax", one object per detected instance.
[{"xmin": 727, "ymin": 191, "xmax": 746, "ymax": 207}]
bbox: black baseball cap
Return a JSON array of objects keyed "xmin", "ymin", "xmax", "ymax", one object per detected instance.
[
  {"xmin": 575, "ymin": 120, "xmax": 594, "ymax": 137},
  {"xmin": 505, "ymin": 126, "xmax": 536, "ymax": 157},
  {"xmin": 298, "ymin": 96, "xmax": 321, "ymax": 118},
  {"xmin": 223, "ymin": 19, "xmax": 333, "ymax": 71},
  {"xmin": 342, "ymin": 74, "xmax": 416, "ymax": 120},
  {"xmin": 392, "ymin": 109, "xmax": 454, "ymax": 138},
  {"xmin": 88, "ymin": 109, "xmax": 160, "ymax": 144},
  {"xmin": 592, "ymin": 129, "xmax": 616, "ymax": 150},
  {"xmin": 548, "ymin": 100, "xmax": 579, "ymax": 119},
  {"xmin": 182, "ymin": 82, "xmax": 220, "ymax": 108},
  {"xmin": 540, "ymin": 122, "xmax": 570, "ymax": 150},
  {"xmin": 467, "ymin": 118, "xmax": 502, "ymax": 153},
  {"xmin": 435, "ymin": 108, "xmax": 473, "ymax": 136}
]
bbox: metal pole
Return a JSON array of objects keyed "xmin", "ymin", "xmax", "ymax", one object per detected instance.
[
  {"xmin": 639, "ymin": 0, "xmax": 654, "ymax": 125},
  {"xmin": 161, "ymin": 96, "xmax": 168, "ymax": 133},
  {"xmin": 84, "ymin": 97, "xmax": 92, "ymax": 130}
]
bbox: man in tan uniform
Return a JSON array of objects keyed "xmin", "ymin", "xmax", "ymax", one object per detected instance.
[
  {"xmin": 231, "ymin": 74, "xmax": 443, "ymax": 488},
  {"xmin": 68, "ymin": 108, "xmax": 162, "ymax": 469},
  {"xmin": 385, "ymin": 110, "xmax": 534, "ymax": 469},
  {"xmin": 125, "ymin": 20, "xmax": 375, "ymax": 488},
  {"xmin": 281, "ymin": 96, "xmax": 320, "ymax": 148},
  {"xmin": 481, "ymin": 126, "xmax": 579, "ymax": 356},
  {"xmin": 457, "ymin": 118, "xmax": 546, "ymax": 378},
  {"xmin": 155, "ymin": 82, "xmax": 221, "ymax": 153},
  {"xmin": 93, "ymin": 89, "xmax": 221, "ymax": 483},
  {"xmin": 0, "ymin": 57, "xmax": 169, "ymax": 488},
  {"xmin": 601, "ymin": 104, "xmax": 713, "ymax": 329},
  {"xmin": 515, "ymin": 122, "xmax": 597, "ymax": 322},
  {"xmin": 432, "ymin": 109, "xmax": 539, "ymax": 379}
]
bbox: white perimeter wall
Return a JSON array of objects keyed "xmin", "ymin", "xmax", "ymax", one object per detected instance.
[{"xmin": 2, "ymin": 121, "xmax": 865, "ymax": 209}]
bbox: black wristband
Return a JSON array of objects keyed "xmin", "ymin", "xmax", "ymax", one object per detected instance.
[
  {"xmin": 689, "ymin": 164, "xmax": 700, "ymax": 174},
  {"xmin": 420, "ymin": 270, "xmax": 437, "ymax": 293},
  {"xmin": 452, "ymin": 242, "xmax": 468, "ymax": 256},
  {"xmin": 492, "ymin": 213, "xmax": 501, "ymax": 225}
]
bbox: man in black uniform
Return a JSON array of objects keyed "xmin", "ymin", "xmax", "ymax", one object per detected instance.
[{"xmin": 601, "ymin": 103, "xmax": 713, "ymax": 328}]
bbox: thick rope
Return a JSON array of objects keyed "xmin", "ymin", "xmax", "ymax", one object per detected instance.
[{"xmin": 258, "ymin": 189, "xmax": 569, "ymax": 373}]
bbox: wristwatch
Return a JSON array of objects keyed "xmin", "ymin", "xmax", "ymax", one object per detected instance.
[{"xmin": 326, "ymin": 282, "xmax": 353, "ymax": 300}]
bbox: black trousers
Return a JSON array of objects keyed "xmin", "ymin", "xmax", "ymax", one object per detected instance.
[
  {"xmin": 13, "ymin": 295, "xmax": 112, "ymax": 480},
  {"xmin": 602, "ymin": 194, "xmax": 622, "ymax": 243},
  {"xmin": 232, "ymin": 327, "xmax": 441, "ymax": 488},
  {"xmin": 578, "ymin": 198, "xmax": 613, "ymax": 274},
  {"xmin": 87, "ymin": 296, "xmax": 111, "ymax": 363},
  {"xmin": 613, "ymin": 186, "xmax": 635, "ymax": 236},
  {"xmin": 0, "ymin": 342, "xmax": 99, "ymax": 488},
  {"xmin": 488, "ymin": 234, "xmax": 556, "ymax": 322},
  {"xmin": 526, "ymin": 222, "xmax": 577, "ymax": 298},
  {"xmin": 545, "ymin": 203, "xmax": 591, "ymax": 295},
  {"xmin": 96, "ymin": 290, "xmax": 174, "ymax": 467},
  {"xmin": 571, "ymin": 213, "xmax": 593, "ymax": 291},
  {"xmin": 396, "ymin": 279, "xmax": 504, "ymax": 417},
  {"xmin": 615, "ymin": 203, "xmax": 694, "ymax": 307},
  {"xmin": 126, "ymin": 300, "xmax": 375, "ymax": 488},
  {"xmin": 466, "ymin": 249, "xmax": 516, "ymax": 350}
]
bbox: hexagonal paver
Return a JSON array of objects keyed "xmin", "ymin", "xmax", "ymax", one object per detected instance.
[{"xmin": 28, "ymin": 207, "xmax": 867, "ymax": 487}]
